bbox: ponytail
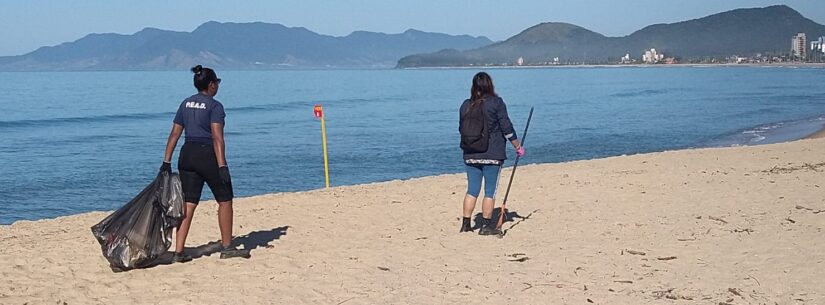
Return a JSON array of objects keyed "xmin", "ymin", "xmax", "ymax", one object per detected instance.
[{"xmin": 191, "ymin": 65, "xmax": 218, "ymax": 91}]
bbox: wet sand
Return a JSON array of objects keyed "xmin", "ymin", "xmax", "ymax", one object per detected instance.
[{"xmin": 805, "ymin": 126, "xmax": 825, "ymax": 139}]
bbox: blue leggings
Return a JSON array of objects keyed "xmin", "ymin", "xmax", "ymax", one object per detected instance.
[{"xmin": 465, "ymin": 163, "xmax": 502, "ymax": 199}]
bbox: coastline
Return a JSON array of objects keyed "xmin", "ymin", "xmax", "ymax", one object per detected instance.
[
  {"xmin": 6, "ymin": 113, "xmax": 824, "ymax": 225},
  {"xmin": 805, "ymin": 125, "xmax": 825, "ymax": 139},
  {"xmin": 400, "ymin": 62, "xmax": 825, "ymax": 70},
  {"xmin": 5, "ymin": 66, "xmax": 824, "ymax": 225},
  {"xmin": 706, "ymin": 115, "xmax": 825, "ymax": 147},
  {"xmin": 2, "ymin": 137, "xmax": 824, "ymax": 303}
]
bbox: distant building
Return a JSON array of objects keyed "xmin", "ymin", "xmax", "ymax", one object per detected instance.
[
  {"xmin": 642, "ymin": 49, "xmax": 664, "ymax": 63},
  {"xmin": 620, "ymin": 53, "xmax": 632, "ymax": 64},
  {"xmin": 792, "ymin": 33, "xmax": 807, "ymax": 59},
  {"xmin": 812, "ymin": 36, "xmax": 825, "ymax": 54},
  {"xmin": 517, "ymin": 57, "xmax": 524, "ymax": 66}
]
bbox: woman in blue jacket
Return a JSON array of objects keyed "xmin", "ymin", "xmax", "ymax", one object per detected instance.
[{"xmin": 459, "ymin": 72, "xmax": 524, "ymax": 235}]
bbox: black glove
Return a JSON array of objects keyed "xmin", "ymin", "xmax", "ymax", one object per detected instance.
[
  {"xmin": 218, "ymin": 166, "xmax": 232, "ymax": 185},
  {"xmin": 160, "ymin": 161, "xmax": 172, "ymax": 173}
]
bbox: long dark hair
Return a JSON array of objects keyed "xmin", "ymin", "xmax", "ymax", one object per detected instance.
[
  {"xmin": 191, "ymin": 65, "xmax": 218, "ymax": 91},
  {"xmin": 470, "ymin": 72, "xmax": 496, "ymax": 102}
]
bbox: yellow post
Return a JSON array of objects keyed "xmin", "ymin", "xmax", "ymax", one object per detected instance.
[{"xmin": 314, "ymin": 105, "xmax": 330, "ymax": 188}]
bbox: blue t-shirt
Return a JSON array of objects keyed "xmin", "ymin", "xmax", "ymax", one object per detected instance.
[{"xmin": 173, "ymin": 94, "xmax": 226, "ymax": 144}]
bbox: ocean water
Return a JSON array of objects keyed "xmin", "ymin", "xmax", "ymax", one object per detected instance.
[{"xmin": 1, "ymin": 66, "xmax": 824, "ymax": 224}]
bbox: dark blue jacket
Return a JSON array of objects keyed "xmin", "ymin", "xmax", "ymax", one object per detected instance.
[{"xmin": 459, "ymin": 95, "xmax": 518, "ymax": 161}]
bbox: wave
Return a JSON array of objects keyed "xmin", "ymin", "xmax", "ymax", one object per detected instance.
[
  {"xmin": 0, "ymin": 112, "xmax": 172, "ymax": 130},
  {"xmin": 227, "ymin": 100, "xmax": 309, "ymax": 113},
  {"xmin": 723, "ymin": 107, "xmax": 783, "ymax": 119},
  {"xmin": 0, "ymin": 102, "xmax": 305, "ymax": 130},
  {"xmin": 704, "ymin": 115, "xmax": 825, "ymax": 147},
  {"xmin": 1, "ymin": 97, "xmax": 393, "ymax": 130},
  {"xmin": 20, "ymin": 133, "xmax": 132, "ymax": 146},
  {"xmin": 609, "ymin": 89, "xmax": 669, "ymax": 98}
]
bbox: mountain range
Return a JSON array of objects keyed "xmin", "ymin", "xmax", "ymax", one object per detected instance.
[
  {"xmin": 0, "ymin": 22, "xmax": 491, "ymax": 71},
  {"xmin": 2, "ymin": 5, "xmax": 824, "ymax": 71},
  {"xmin": 397, "ymin": 5, "xmax": 825, "ymax": 67}
]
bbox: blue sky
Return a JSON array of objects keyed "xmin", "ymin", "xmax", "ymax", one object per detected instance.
[{"xmin": 1, "ymin": 0, "xmax": 824, "ymax": 56}]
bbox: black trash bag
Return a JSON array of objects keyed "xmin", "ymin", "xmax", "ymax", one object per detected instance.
[{"xmin": 91, "ymin": 171, "xmax": 184, "ymax": 270}]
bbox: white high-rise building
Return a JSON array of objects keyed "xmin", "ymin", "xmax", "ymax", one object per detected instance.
[
  {"xmin": 792, "ymin": 33, "xmax": 807, "ymax": 59},
  {"xmin": 621, "ymin": 53, "xmax": 631, "ymax": 64},
  {"xmin": 642, "ymin": 49, "xmax": 664, "ymax": 63},
  {"xmin": 812, "ymin": 36, "xmax": 825, "ymax": 54}
]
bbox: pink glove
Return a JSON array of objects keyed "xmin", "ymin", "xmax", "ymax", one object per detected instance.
[{"xmin": 516, "ymin": 146, "xmax": 525, "ymax": 157}]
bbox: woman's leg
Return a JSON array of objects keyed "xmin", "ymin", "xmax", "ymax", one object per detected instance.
[
  {"xmin": 464, "ymin": 164, "xmax": 483, "ymax": 217},
  {"xmin": 477, "ymin": 164, "xmax": 502, "ymax": 235},
  {"xmin": 463, "ymin": 195, "xmax": 478, "ymax": 218},
  {"xmin": 481, "ymin": 197, "xmax": 496, "ymax": 219},
  {"xmin": 216, "ymin": 200, "xmax": 249, "ymax": 259},
  {"xmin": 480, "ymin": 164, "xmax": 502, "ymax": 219},
  {"xmin": 217, "ymin": 200, "xmax": 233, "ymax": 248},
  {"xmin": 175, "ymin": 202, "xmax": 198, "ymax": 253},
  {"xmin": 176, "ymin": 143, "xmax": 204, "ymax": 257},
  {"xmin": 461, "ymin": 164, "xmax": 483, "ymax": 232}
]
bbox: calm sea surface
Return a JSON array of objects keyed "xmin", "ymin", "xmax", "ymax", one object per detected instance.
[{"xmin": 1, "ymin": 67, "xmax": 824, "ymax": 224}]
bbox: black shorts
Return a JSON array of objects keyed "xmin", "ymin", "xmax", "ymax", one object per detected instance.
[{"xmin": 178, "ymin": 142, "xmax": 234, "ymax": 204}]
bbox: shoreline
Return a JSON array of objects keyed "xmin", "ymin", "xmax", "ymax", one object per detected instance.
[
  {"xmin": 400, "ymin": 62, "xmax": 825, "ymax": 70},
  {"xmin": 805, "ymin": 125, "xmax": 825, "ymax": 139},
  {"xmin": 2, "ymin": 133, "xmax": 824, "ymax": 220},
  {"xmin": 5, "ymin": 121, "xmax": 825, "ymax": 226},
  {"xmin": 5, "ymin": 62, "xmax": 823, "ymax": 73},
  {"xmin": 708, "ymin": 114, "xmax": 825, "ymax": 147}
]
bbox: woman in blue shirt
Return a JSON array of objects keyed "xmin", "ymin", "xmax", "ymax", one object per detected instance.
[{"xmin": 161, "ymin": 65, "xmax": 249, "ymax": 262}]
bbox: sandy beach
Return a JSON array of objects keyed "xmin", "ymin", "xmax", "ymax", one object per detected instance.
[{"xmin": 2, "ymin": 138, "xmax": 825, "ymax": 304}]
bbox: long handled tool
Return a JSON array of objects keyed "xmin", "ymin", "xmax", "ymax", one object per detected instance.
[{"xmin": 496, "ymin": 107, "xmax": 534, "ymax": 232}]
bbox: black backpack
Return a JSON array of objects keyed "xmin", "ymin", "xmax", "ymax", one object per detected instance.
[{"xmin": 460, "ymin": 98, "xmax": 488, "ymax": 153}]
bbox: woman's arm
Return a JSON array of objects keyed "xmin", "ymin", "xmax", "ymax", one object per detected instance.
[
  {"xmin": 495, "ymin": 98, "xmax": 519, "ymax": 148},
  {"xmin": 510, "ymin": 139, "xmax": 522, "ymax": 149},
  {"xmin": 164, "ymin": 123, "xmax": 184, "ymax": 162},
  {"xmin": 211, "ymin": 122, "xmax": 227, "ymax": 167}
]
